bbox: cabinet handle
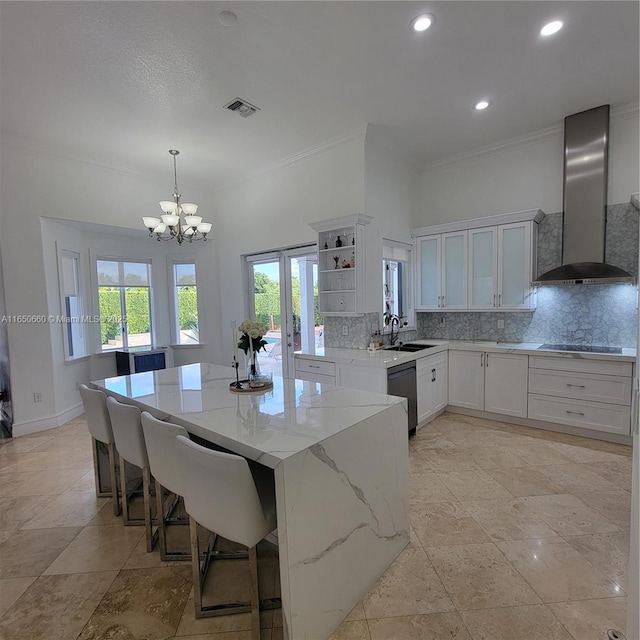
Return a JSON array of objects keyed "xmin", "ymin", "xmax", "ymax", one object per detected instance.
[
  {"xmin": 309, "ymin": 364, "xmax": 320, "ymax": 369},
  {"xmin": 566, "ymin": 384, "xmax": 586, "ymax": 388},
  {"xmin": 442, "ymin": 296, "xmax": 445, "ymax": 307},
  {"xmin": 566, "ymin": 410, "xmax": 585, "ymax": 416},
  {"xmin": 498, "ymin": 293, "xmax": 501, "ymax": 306},
  {"xmin": 480, "ymin": 353, "xmax": 484, "ymax": 367},
  {"xmin": 493, "ymin": 294, "xmax": 496, "ymax": 307},
  {"xmin": 485, "ymin": 353, "xmax": 489, "ymax": 367},
  {"xmin": 432, "ymin": 368, "xmax": 436, "ymax": 382},
  {"xmin": 438, "ymin": 295, "xmax": 442, "ymax": 308}
]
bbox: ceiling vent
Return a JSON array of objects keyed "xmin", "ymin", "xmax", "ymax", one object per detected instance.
[{"xmin": 224, "ymin": 98, "xmax": 260, "ymax": 118}]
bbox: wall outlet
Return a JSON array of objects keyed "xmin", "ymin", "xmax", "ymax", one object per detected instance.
[
  {"xmin": 342, "ymin": 325, "xmax": 349, "ymax": 336},
  {"xmin": 33, "ymin": 392, "xmax": 41, "ymax": 403},
  {"xmin": 497, "ymin": 319, "xmax": 505, "ymax": 329},
  {"xmin": 439, "ymin": 316, "xmax": 445, "ymax": 327}
]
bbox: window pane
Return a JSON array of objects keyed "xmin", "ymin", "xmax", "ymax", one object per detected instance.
[
  {"xmin": 174, "ymin": 263, "xmax": 196, "ymax": 285},
  {"xmin": 97, "ymin": 260, "xmax": 120, "ymax": 285},
  {"xmin": 124, "ymin": 287, "xmax": 151, "ymax": 346},
  {"xmin": 124, "ymin": 262, "xmax": 149, "ymax": 286},
  {"xmin": 99, "ymin": 287, "xmax": 123, "ymax": 349},
  {"xmin": 177, "ymin": 285, "xmax": 198, "ymax": 344}
]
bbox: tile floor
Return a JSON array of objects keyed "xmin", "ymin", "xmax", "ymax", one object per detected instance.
[{"xmin": 0, "ymin": 411, "xmax": 632, "ymax": 640}]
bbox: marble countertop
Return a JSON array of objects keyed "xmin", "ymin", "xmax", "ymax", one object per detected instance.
[
  {"xmin": 91, "ymin": 362, "xmax": 405, "ymax": 468},
  {"xmin": 295, "ymin": 340, "xmax": 636, "ymax": 368}
]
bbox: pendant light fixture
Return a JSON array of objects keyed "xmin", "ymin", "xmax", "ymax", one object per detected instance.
[{"xmin": 142, "ymin": 150, "xmax": 212, "ymax": 245}]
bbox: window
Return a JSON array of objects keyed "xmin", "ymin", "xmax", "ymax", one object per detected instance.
[
  {"xmin": 382, "ymin": 240, "xmax": 413, "ymax": 325},
  {"xmin": 58, "ymin": 248, "xmax": 87, "ymax": 359},
  {"xmin": 172, "ymin": 261, "xmax": 199, "ymax": 344},
  {"xmin": 96, "ymin": 259, "xmax": 152, "ymax": 351}
]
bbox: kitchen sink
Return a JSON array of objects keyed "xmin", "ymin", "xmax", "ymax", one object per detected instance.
[{"xmin": 384, "ymin": 343, "xmax": 437, "ymax": 352}]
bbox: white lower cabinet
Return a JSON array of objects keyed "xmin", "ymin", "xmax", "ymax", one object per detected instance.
[
  {"xmin": 528, "ymin": 356, "xmax": 633, "ymax": 436},
  {"xmin": 448, "ymin": 350, "xmax": 528, "ymax": 418},
  {"xmin": 294, "ymin": 357, "xmax": 336, "ymax": 384},
  {"xmin": 417, "ymin": 352, "xmax": 448, "ymax": 425}
]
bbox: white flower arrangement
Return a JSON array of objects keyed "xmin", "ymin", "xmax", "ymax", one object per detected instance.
[{"xmin": 237, "ymin": 320, "xmax": 269, "ymax": 354}]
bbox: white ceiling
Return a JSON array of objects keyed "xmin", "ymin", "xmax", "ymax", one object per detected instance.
[{"xmin": 1, "ymin": 1, "xmax": 637, "ymax": 191}]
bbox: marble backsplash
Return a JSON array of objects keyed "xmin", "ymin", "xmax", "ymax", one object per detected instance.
[
  {"xmin": 324, "ymin": 312, "xmax": 418, "ymax": 349},
  {"xmin": 418, "ymin": 284, "xmax": 638, "ymax": 347}
]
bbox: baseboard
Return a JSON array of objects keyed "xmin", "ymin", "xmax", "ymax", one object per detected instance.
[
  {"xmin": 12, "ymin": 402, "xmax": 84, "ymax": 437},
  {"xmin": 445, "ymin": 405, "xmax": 633, "ymax": 446}
]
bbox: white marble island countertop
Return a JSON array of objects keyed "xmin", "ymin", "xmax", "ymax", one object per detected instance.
[
  {"xmin": 91, "ymin": 362, "xmax": 409, "ymax": 640},
  {"xmin": 295, "ymin": 339, "xmax": 636, "ymax": 367},
  {"xmin": 91, "ymin": 362, "xmax": 406, "ymax": 469}
]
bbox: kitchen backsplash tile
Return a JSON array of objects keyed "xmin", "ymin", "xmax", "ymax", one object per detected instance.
[
  {"xmin": 418, "ymin": 284, "xmax": 638, "ymax": 347},
  {"xmin": 324, "ymin": 312, "xmax": 418, "ymax": 348}
]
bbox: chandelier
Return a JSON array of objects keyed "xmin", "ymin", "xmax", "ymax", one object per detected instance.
[{"xmin": 142, "ymin": 150, "xmax": 212, "ymax": 245}]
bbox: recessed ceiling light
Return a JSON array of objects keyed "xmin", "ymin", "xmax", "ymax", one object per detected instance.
[
  {"xmin": 218, "ymin": 10, "xmax": 238, "ymax": 26},
  {"xmin": 411, "ymin": 13, "xmax": 435, "ymax": 32},
  {"xmin": 474, "ymin": 100, "xmax": 492, "ymax": 110},
  {"xmin": 540, "ymin": 20, "xmax": 563, "ymax": 36}
]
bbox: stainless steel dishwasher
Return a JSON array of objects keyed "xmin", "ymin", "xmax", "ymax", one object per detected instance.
[{"xmin": 387, "ymin": 361, "xmax": 417, "ymax": 434}]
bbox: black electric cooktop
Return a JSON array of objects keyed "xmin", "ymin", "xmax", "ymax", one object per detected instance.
[{"xmin": 539, "ymin": 344, "xmax": 623, "ymax": 354}]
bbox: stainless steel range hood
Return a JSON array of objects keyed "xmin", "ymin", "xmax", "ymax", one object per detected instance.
[{"xmin": 534, "ymin": 105, "xmax": 635, "ymax": 285}]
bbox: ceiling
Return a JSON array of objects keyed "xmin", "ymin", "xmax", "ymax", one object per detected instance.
[{"xmin": 1, "ymin": 1, "xmax": 638, "ymax": 191}]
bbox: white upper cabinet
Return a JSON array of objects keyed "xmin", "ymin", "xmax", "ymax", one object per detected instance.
[
  {"xmin": 498, "ymin": 222, "xmax": 534, "ymax": 310},
  {"xmin": 415, "ymin": 231, "xmax": 467, "ymax": 310},
  {"xmin": 416, "ymin": 235, "xmax": 440, "ymax": 310},
  {"xmin": 413, "ymin": 209, "xmax": 542, "ymax": 312},
  {"xmin": 310, "ymin": 214, "xmax": 375, "ymax": 316},
  {"xmin": 468, "ymin": 227, "xmax": 497, "ymax": 309}
]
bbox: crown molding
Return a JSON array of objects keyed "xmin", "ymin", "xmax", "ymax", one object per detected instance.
[
  {"xmin": 0, "ymin": 132, "xmax": 146, "ymax": 178},
  {"xmin": 423, "ymin": 101, "xmax": 640, "ymax": 174},
  {"xmin": 214, "ymin": 125, "xmax": 368, "ymax": 192}
]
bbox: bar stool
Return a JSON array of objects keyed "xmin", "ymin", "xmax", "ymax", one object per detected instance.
[
  {"xmin": 140, "ymin": 411, "xmax": 193, "ymax": 561},
  {"xmin": 174, "ymin": 434, "xmax": 278, "ymax": 639},
  {"xmin": 106, "ymin": 397, "xmax": 157, "ymax": 552},
  {"xmin": 79, "ymin": 384, "xmax": 120, "ymax": 516}
]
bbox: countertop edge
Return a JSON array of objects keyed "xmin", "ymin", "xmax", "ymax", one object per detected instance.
[{"xmin": 294, "ymin": 341, "xmax": 636, "ymax": 368}]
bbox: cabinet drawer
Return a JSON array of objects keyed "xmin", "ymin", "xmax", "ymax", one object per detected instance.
[
  {"xmin": 528, "ymin": 393, "xmax": 631, "ymax": 436},
  {"xmin": 295, "ymin": 358, "xmax": 336, "ymax": 377},
  {"xmin": 295, "ymin": 370, "xmax": 336, "ymax": 385},
  {"xmin": 529, "ymin": 356, "xmax": 632, "ymax": 377},
  {"xmin": 417, "ymin": 351, "xmax": 447, "ymax": 375},
  {"xmin": 529, "ymin": 369, "xmax": 632, "ymax": 406}
]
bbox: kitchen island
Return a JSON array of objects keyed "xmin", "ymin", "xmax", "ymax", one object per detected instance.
[{"xmin": 91, "ymin": 363, "xmax": 409, "ymax": 640}]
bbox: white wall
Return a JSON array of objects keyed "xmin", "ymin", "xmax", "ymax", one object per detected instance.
[
  {"xmin": 212, "ymin": 136, "xmax": 366, "ymax": 364},
  {"xmin": 0, "ymin": 141, "xmax": 221, "ymax": 433},
  {"xmin": 418, "ymin": 106, "xmax": 640, "ymax": 226},
  {"xmin": 364, "ymin": 126, "xmax": 421, "ymax": 244}
]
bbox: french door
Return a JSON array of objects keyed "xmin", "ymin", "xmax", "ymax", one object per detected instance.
[{"xmin": 246, "ymin": 246, "xmax": 321, "ymax": 379}]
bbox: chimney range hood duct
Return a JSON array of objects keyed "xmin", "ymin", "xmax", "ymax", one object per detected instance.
[{"xmin": 534, "ymin": 105, "xmax": 635, "ymax": 285}]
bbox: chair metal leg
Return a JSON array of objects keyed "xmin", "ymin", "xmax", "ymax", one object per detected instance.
[
  {"xmin": 107, "ymin": 442, "xmax": 120, "ymax": 516},
  {"xmin": 157, "ymin": 479, "xmax": 191, "ymax": 561},
  {"xmin": 248, "ymin": 545, "xmax": 261, "ymax": 640},
  {"xmin": 143, "ymin": 467, "xmax": 158, "ymax": 552},
  {"xmin": 188, "ymin": 519, "xmax": 276, "ymax": 624}
]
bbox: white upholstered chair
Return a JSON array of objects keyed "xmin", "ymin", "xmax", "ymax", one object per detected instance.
[
  {"xmin": 174, "ymin": 434, "xmax": 278, "ymax": 638},
  {"xmin": 140, "ymin": 411, "xmax": 192, "ymax": 561},
  {"xmin": 106, "ymin": 396, "xmax": 156, "ymax": 552},
  {"xmin": 79, "ymin": 384, "xmax": 120, "ymax": 516}
]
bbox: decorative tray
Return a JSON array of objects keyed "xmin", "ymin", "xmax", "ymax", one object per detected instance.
[{"xmin": 229, "ymin": 378, "xmax": 273, "ymax": 393}]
